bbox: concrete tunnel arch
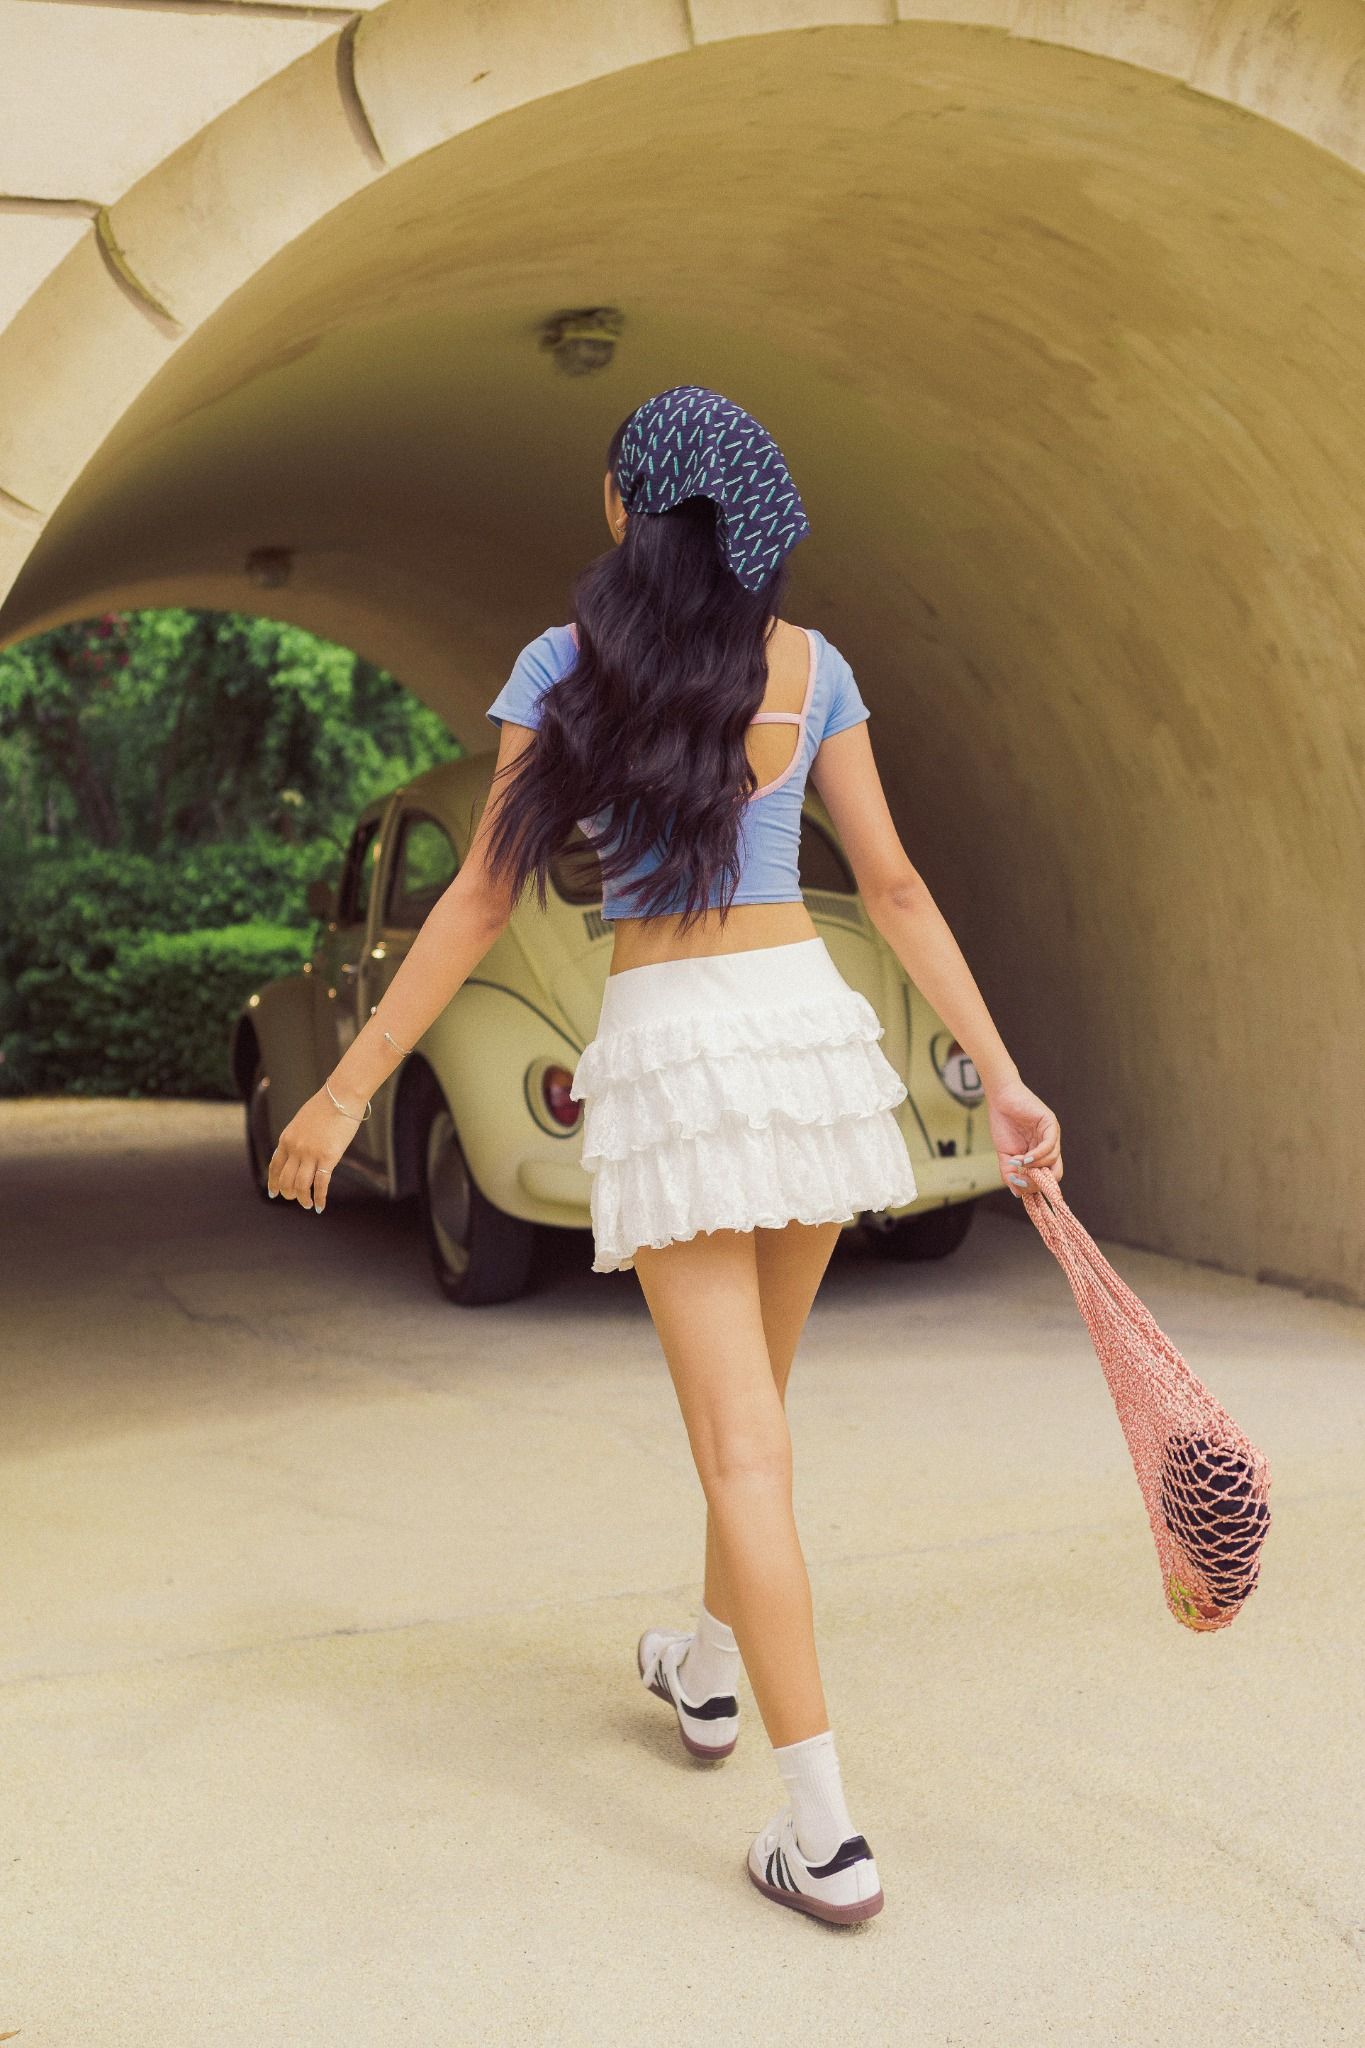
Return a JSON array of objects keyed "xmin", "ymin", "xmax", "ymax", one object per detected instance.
[{"xmin": 1, "ymin": 2, "xmax": 1363, "ymax": 1303}]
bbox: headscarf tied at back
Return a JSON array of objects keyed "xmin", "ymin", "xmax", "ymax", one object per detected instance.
[{"xmin": 615, "ymin": 385, "xmax": 811, "ymax": 594}]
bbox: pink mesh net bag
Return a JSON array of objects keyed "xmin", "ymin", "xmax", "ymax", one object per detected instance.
[{"xmin": 1019, "ymin": 1164, "xmax": 1272, "ymax": 1631}]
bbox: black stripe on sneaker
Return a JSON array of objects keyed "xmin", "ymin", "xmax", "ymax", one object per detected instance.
[
  {"xmin": 682, "ymin": 1694, "xmax": 739, "ymax": 1721},
  {"xmin": 803, "ymin": 1834, "xmax": 874, "ymax": 1880},
  {"xmin": 777, "ymin": 1848, "xmax": 797, "ymax": 1892},
  {"xmin": 766, "ymin": 1849, "xmax": 777, "ymax": 1887}
]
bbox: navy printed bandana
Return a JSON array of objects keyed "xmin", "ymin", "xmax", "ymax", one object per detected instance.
[{"xmin": 615, "ymin": 385, "xmax": 811, "ymax": 593}]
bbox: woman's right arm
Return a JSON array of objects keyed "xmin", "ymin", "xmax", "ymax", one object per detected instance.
[
  {"xmin": 269, "ymin": 719, "xmax": 538, "ymax": 1210},
  {"xmin": 325, "ymin": 719, "xmax": 538, "ymax": 1109},
  {"xmin": 809, "ymin": 722, "xmax": 1063, "ymax": 1191}
]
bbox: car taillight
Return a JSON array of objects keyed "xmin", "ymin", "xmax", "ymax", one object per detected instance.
[
  {"xmin": 542, "ymin": 1064, "xmax": 580, "ymax": 1128},
  {"xmin": 931, "ymin": 1032, "xmax": 984, "ymax": 1107}
]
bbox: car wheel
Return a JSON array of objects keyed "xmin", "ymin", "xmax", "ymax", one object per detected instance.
[
  {"xmin": 415, "ymin": 1083, "xmax": 535, "ymax": 1306},
  {"xmin": 862, "ymin": 1198, "xmax": 977, "ymax": 1261},
  {"xmin": 245, "ymin": 1055, "xmax": 274, "ymax": 1200}
]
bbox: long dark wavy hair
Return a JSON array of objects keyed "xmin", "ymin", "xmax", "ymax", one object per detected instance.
[{"xmin": 480, "ymin": 406, "xmax": 794, "ymax": 931}]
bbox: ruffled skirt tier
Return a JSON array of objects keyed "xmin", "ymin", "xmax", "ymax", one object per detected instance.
[{"xmin": 570, "ymin": 937, "xmax": 919, "ymax": 1274}]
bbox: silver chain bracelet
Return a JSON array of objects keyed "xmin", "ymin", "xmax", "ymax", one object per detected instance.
[
  {"xmin": 324, "ymin": 1027, "xmax": 412, "ymax": 1125},
  {"xmin": 324, "ymin": 1078, "xmax": 372, "ymax": 1123}
]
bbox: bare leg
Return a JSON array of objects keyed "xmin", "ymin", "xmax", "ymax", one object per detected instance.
[
  {"xmin": 701, "ymin": 1217, "xmax": 844, "ymax": 1626},
  {"xmin": 632, "ymin": 1220, "xmax": 841, "ymax": 1750}
]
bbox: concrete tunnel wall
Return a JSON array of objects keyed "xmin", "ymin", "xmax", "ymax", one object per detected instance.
[{"xmin": 1, "ymin": 4, "xmax": 1362, "ymax": 1304}]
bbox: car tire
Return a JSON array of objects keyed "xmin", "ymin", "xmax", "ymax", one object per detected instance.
[
  {"xmin": 861, "ymin": 1197, "xmax": 977, "ymax": 1261},
  {"xmin": 245, "ymin": 1054, "xmax": 274, "ymax": 1200},
  {"xmin": 413, "ymin": 1076, "xmax": 535, "ymax": 1306}
]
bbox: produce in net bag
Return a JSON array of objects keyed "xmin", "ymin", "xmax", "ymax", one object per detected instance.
[{"xmin": 1017, "ymin": 1164, "xmax": 1271, "ymax": 1630}]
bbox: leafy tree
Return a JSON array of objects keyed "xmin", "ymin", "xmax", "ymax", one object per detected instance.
[
  {"xmin": 0, "ymin": 607, "xmax": 466, "ymax": 1096},
  {"xmin": 0, "ymin": 607, "xmax": 462, "ymax": 860}
]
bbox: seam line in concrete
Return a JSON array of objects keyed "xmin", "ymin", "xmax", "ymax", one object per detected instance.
[
  {"xmin": 0, "ymin": 193, "xmax": 101, "ymax": 218},
  {"xmin": 26, "ymin": 0, "xmax": 360, "ymax": 20},
  {"xmin": 0, "ymin": 1515, "xmax": 1144, "ymax": 1693},
  {"xmin": 336, "ymin": 13, "xmax": 387, "ymax": 171},
  {"xmin": 0, "ymin": 485, "xmax": 44, "ymax": 525},
  {"xmin": 93, "ymin": 207, "xmax": 183, "ymax": 335}
]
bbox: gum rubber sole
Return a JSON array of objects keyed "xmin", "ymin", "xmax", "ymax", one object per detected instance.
[
  {"xmin": 745, "ymin": 1858, "xmax": 885, "ymax": 1925},
  {"xmin": 636, "ymin": 1631, "xmax": 738, "ymax": 1760}
]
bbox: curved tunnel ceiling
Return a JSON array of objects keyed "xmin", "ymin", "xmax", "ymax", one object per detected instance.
[{"xmin": 2, "ymin": 22, "xmax": 1362, "ymax": 1303}]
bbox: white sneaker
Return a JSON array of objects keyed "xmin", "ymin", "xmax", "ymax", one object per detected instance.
[
  {"xmin": 636, "ymin": 1627, "xmax": 739, "ymax": 1759},
  {"xmin": 746, "ymin": 1802, "xmax": 885, "ymax": 1924}
]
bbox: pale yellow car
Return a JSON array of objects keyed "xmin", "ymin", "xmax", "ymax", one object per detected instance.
[{"xmin": 229, "ymin": 755, "xmax": 1004, "ymax": 1304}]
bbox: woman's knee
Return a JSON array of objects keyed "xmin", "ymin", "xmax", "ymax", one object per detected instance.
[{"xmin": 695, "ymin": 1413, "xmax": 793, "ymax": 1501}]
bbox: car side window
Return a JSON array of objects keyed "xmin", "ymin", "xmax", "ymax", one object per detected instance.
[
  {"xmin": 337, "ymin": 819, "xmax": 381, "ymax": 926},
  {"xmin": 385, "ymin": 811, "xmax": 460, "ymax": 929}
]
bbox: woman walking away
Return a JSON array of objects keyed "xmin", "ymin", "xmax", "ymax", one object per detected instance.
[{"xmin": 268, "ymin": 385, "xmax": 1063, "ymax": 1928}]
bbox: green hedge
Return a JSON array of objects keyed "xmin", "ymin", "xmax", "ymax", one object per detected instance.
[
  {"xmin": 4, "ymin": 922, "xmax": 312, "ymax": 1099},
  {"xmin": 0, "ymin": 837, "xmax": 333, "ymax": 1098},
  {"xmin": 3, "ymin": 835, "xmax": 336, "ymax": 956}
]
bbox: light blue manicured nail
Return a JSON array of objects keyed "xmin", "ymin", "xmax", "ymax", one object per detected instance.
[
  {"xmin": 1024, "ymin": 1152, "xmax": 1036, "ymax": 1162},
  {"xmin": 1011, "ymin": 1175, "xmax": 1027, "ymax": 1186},
  {"xmin": 268, "ymin": 1190, "xmax": 277, "ymax": 1198}
]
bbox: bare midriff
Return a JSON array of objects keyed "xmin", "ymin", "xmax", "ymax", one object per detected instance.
[
  {"xmin": 607, "ymin": 898, "xmax": 820, "ymax": 975},
  {"xmin": 606, "ymin": 618, "xmax": 819, "ymax": 977}
]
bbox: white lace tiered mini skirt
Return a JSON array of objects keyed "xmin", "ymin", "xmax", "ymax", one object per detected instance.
[{"xmin": 569, "ymin": 936, "xmax": 919, "ymax": 1274}]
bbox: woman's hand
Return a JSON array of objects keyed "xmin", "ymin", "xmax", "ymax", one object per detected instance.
[
  {"xmin": 268, "ymin": 1086, "xmax": 364, "ymax": 1214},
  {"xmin": 986, "ymin": 1075, "xmax": 1063, "ymax": 1197}
]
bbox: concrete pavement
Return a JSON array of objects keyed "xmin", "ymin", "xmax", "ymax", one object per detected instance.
[{"xmin": 1, "ymin": 1097, "xmax": 1361, "ymax": 2045}]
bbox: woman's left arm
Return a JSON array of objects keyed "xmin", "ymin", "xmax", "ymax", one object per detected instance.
[
  {"xmin": 811, "ymin": 721, "xmax": 1063, "ymax": 1194},
  {"xmin": 269, "ymin": 722, "xmax": 535, "ymax": 1211}
]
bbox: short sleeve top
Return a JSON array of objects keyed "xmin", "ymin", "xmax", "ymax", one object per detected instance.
[{"xmin": 485, "ymin": 623, "xmax": 869, "ymax": 920}]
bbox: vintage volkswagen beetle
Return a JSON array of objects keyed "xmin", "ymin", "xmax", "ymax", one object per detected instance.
[{"xmin": 229, "ymin": 756, "xmax": 1003, "ymax": 1304}]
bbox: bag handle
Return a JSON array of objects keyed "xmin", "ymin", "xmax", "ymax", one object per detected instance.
[
  {"xmin": 1018, "ymin": 1163, "xmax": 1257, "ymax": 1444},
  {"xmin": 1018, "ymin": 1163, "xmax": 1163, "ymax": 1339}
]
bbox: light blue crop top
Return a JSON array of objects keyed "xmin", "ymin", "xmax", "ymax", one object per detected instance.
[{"xmin": 485, "ymin": 622, "xmax": 870, "ymax": 921}]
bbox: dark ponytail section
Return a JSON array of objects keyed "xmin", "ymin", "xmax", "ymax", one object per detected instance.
[{"xmin": 480, "ymin": 409, "xmax": 792, "ymax": 932}]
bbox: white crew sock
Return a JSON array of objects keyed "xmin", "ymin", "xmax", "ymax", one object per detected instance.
[
  {"xmin": 773, "ymin": 1727, "xmax": 858, "ymax": 1864},
  {"xmin": 676, "ymin": 1602, "xmax": 740, "ymax": 1705}
]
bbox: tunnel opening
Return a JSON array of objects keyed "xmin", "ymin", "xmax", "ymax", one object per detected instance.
[
  {"xmin": 0, "ymin": 21, "xmax": 1360, "ymax": 1299},
  {"xmin": 0, "ymin": 603, "xmax": 460, "ymax": 1102}
]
